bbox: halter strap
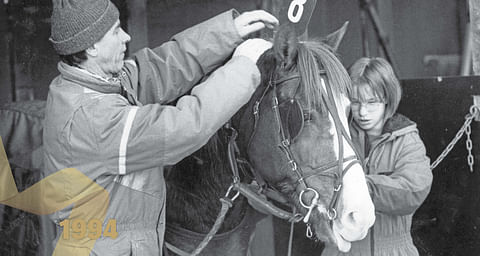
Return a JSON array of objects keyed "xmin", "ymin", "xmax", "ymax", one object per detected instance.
[{"xmin": 317, "ymin": 75, "xmax": 361, "ymax": 220}]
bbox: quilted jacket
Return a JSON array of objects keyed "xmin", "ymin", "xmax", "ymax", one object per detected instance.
[{"xmin": 43, "ymin": 10, "xmax": 260, "ymax": 256}]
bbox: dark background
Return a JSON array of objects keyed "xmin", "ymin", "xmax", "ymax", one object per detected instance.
[{"xmin": 0, "ymin": 0, "xmax": 469, "ymax": 104}]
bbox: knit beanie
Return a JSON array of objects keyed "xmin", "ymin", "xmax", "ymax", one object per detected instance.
[{"xmin": 50, "ymin": 0, "xmax": 120, "ymax": 55}]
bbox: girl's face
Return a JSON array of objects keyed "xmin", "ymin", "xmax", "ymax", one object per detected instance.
[{"xmin": 350, "ymin": 84, "xmax": 386, "ymax": 137}]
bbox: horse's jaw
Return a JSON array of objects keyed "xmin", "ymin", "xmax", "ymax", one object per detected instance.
[{"xmin": 331, "ymin": 164, "xmax": 376, "ymax": 252}]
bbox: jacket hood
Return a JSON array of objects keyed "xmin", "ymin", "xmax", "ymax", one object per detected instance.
[{"xmin": 382, "ymin": 113, "xmax": 417, "ymax": 136}]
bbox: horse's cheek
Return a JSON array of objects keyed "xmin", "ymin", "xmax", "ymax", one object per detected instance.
[
  {"xmin": 291, "ymin": 139, "xmax": 313, "ymax": 163},
  {"xmin": 293, "ymin": 127, "xmax": 323, "ymax": 164}
]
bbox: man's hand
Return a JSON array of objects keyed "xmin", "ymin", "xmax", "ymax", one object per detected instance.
[
  {"xmin": 234, "ymin": 10, "xmax": 279, "ymax": 38},
  {"xmin": 233, "ymin": 38, "xmax": 272, "ymax": 64}
]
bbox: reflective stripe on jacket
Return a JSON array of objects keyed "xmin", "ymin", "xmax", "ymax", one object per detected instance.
[
  {"xmin": 322, "ymin": 113, "xmax": 432, "ymax": 256},
  {"xmin": 42, "ymin": 10, "xmax": 260, "ymax": 256}
]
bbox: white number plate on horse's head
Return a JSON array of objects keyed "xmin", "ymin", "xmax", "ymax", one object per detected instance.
[{"xmin": 279, "ymin": 0, "xmax": 317, "ymax": 36}]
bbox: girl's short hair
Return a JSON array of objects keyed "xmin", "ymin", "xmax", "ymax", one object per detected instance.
[{"xmin": 348, "ymin": 57, "xmax": 402, "ymax": 120}]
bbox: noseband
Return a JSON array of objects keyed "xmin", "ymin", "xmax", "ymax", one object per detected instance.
[{"xmin": 246, "ymin": 71, "xmax": 360, "ymax": 235}]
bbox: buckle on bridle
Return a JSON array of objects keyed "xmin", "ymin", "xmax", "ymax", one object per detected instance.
[
  {"xmin": 333, "ymin": 184, "xmax": 342, "ymax": 192},
  {"xmin": 327, "ymin": 208, "xmax": 337, "ymax": 221},
  {"xmin": 225, "ymin": 184, "xmax": 240, "ymax": 201},
  {"xmin": 299, "ymin": 188, "xmax": 320, "ymax": 223},
  {"xmin": 288, "ymin": 159, "xmax": 297, "ymax": 171}
]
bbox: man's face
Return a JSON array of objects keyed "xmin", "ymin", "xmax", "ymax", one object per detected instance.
[{"xmin": 93, "ymin": 20, "xmax": 131, "ymax": 76}]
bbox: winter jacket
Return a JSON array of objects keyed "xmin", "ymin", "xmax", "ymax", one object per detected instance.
[
  {"xmin": 42, "ymin": 10, "xmax": 260, "ymax": 256},
  {"xmin": 322, "ymin": 113, "xmax": 432, "ymax": 256}
]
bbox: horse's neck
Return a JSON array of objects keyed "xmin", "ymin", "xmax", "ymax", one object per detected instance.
[{"xmin": 165, "ymin": 133, "xmax": 248, "ymax": 234}]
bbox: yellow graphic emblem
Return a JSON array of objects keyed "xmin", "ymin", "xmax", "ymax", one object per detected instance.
[{"xmin": 0, "ymin": 136, "xmax": 115, "ymax": 255}]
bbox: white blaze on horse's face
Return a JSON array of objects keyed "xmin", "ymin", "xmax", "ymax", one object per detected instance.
[{"xmin": 321, "ymin": 78, "xmax": 375, "ymax": 252}]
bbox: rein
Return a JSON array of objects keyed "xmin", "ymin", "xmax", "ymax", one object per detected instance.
[{"xmin": 164, "ymin": 185, "xmax": 239, "ymax": 256}]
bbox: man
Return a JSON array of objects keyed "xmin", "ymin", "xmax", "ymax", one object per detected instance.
[{"xmin": 43, "ymin": 0, "xmax": 278, "ymax": 254}]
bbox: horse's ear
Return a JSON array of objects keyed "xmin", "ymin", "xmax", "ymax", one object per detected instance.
[
  {"xmin": 322, "ymin": 21, "xmax": 349, "ymax": 51},
  {"xmin": 273, "ymin": 24, "xmax": 298, "ymax": 70}
]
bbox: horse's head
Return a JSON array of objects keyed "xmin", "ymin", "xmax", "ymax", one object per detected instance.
[{"xmin": 235, "ymin": 23, "xmax": 375, "ymax": 252}]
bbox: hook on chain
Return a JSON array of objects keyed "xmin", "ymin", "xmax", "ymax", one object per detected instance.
[
  {"xmin": 468, "ymin": 105, "xmax": 480, "ymax": 121},
  {"xmin": 431, "ymin": 104, "xmax": 479, "ymax": 172}
]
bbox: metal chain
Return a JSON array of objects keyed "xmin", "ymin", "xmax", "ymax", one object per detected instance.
[
  {"xmin": 466, "ymin": 122, "xmax": 474, "ymax": 172},
  {"xmin": 430, "ymin": 105, "xmax": 479, "ymax": 171}
]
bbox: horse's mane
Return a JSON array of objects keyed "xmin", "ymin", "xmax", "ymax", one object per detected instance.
[{"xmin": 257, "ymin": 37, "xmax": 351, "ymax": 114}]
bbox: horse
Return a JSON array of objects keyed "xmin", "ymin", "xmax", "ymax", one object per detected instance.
[{"xmin": 164, "ymin": 23, "xmax": 375, "ymax": 255}]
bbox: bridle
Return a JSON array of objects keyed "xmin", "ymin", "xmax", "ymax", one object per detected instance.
[
  {"xmin": 243, "ymin": 70, "xmax": 361, "ymax": 236},
  {"xmin": 165, "ymin": 70, "xmax": 363, "ymax": 256}
]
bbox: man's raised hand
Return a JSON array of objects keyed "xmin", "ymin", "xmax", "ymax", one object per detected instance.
[{"xmin": 234, "ymin": 10, "xmax": 279, "ymax": 38}]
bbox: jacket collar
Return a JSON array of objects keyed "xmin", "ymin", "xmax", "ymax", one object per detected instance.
[
  {"xmin": 349, "ymin": 113, "xmax": 418, "ymax": 160},
  {"xmin": 57, "ymin": 61, "xmax": 122, "ymax": 94},
  {"xmin": 350, "ymin": 113, "xmax": 417, "ymax": 141},
  {"xmin": 382, "ymin": 113, "xmax": 416, "ymax": 134}
]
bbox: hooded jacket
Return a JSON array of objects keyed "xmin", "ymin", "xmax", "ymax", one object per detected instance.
[
  {"xmin": 322, "ymin": 113, "xmax": 432, "ymax": 256},
  {"xmin": 42, "ymin": 10, "xmax": 260, "ymax": 256}
]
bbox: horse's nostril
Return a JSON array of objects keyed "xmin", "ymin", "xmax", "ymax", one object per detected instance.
[
  {"xmin": 346, "ymin": 206, "xmax": 376, "ymax": 228},
  {"xmin": 336, "ymin": 210, "xmax": 371, "ymax": 242},
  {"xmin": 348, "ymin": 211, "xmax": 360, "ymax": 224},
  {"xmin": 345, "ymin": 211, "xmax": 367, "ymax": 227}
]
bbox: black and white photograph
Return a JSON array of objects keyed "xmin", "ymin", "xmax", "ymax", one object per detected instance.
[{"xmin": 0, "ymin": 0, "xmax": 479, "ymax": 255}]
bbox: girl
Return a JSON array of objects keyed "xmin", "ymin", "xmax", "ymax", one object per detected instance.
[{"xmin": 323, "ymin": 57, "xmax": 432, "ymax": 255}]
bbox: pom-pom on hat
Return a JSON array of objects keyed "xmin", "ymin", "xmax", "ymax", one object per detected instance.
[{"xmin": 49, "ymin": 0, "xmax": 119, "ymax": 55}]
